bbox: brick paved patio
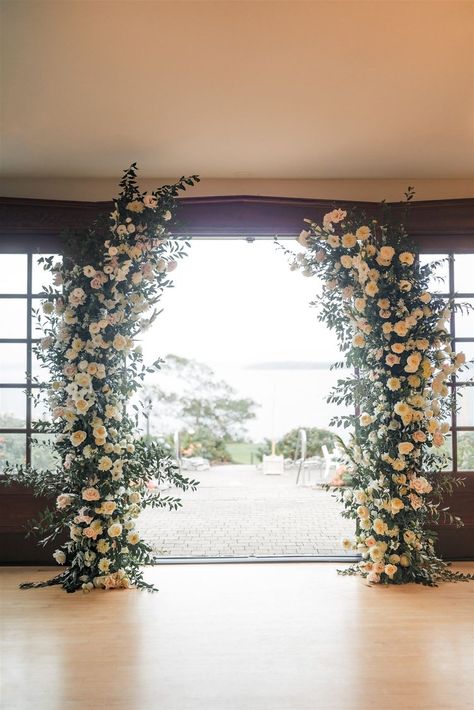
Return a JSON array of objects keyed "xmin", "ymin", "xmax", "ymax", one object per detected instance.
[{"xmin": 139, "ymin": 464, "xmax": 355, "ymax": 558}]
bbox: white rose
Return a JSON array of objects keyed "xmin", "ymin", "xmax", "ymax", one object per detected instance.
[{"xmin": 53, "ymin": 549, "xmax": 66, "ymax": 565}]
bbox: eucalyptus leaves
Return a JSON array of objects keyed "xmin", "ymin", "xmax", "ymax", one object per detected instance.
[
  {"xmin": 292, "ymin": 198, "xmax": 471, "ymax": 585},
  {"xmin": 4, "ymin": 165, "xmax": 199, "ymax": 592}
]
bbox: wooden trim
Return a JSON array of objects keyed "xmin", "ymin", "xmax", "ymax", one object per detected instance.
[
  {"xmin": 0, "ymin": 483, "xmax": 66, "ymax": 563},
  {"xmin": 433, "ymin": 474, "xmax": 474, "ymax": 559},
  {"xmin": 1, "ymin": 195, "xmax": 473, "ymax": 250}
]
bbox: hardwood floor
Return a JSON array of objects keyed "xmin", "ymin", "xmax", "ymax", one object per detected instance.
[{"xmin": 1, "ymin": 563, "xmax": 473, "ymax": 710}]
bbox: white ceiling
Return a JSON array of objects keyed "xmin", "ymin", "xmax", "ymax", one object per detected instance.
[{"xmin": 1, "ymin": 0, "xmax": 473, "ymax": 179}]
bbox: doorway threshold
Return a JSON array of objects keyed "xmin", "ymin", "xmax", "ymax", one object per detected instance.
[{"xmin": 154, "ymin": 555, "xmax": 360, "ymax": 565}]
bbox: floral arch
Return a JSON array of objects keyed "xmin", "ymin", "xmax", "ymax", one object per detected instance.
[{"xmin": 4, "ymin": 168, "xmax": 472, "ymax": 591}]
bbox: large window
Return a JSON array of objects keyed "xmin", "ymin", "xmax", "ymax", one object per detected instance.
[
  {"xmin": 0, "ymin": 252, "xmax": 57, "ymax": 470},
  {"xmin": 0, "ymin": 249, "xmax": 473, "ymax": 474},
  {"xmin": 421, "ymin": 252, "xmax": 474, "ymax": 473}
]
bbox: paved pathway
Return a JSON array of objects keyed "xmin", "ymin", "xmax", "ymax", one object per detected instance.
[{"xmin": 139, "ymin": 464, "xmax": 354, "ymax": 558}]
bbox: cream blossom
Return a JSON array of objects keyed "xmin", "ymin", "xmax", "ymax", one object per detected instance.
[
  {"xmin": 82, "ymin": 487, "xmax": 100, "ymax": 502},
  {"xmin": 56, "ymin": 493, "xmax": 73, "ymax": 509},
  {"xmin": 364, "ymin": 280, "xmax": 379, "ymax": 297},
  {"xmin": 342, "ymin": 233, "xmax": 357, "ymax": 248},
  {"xmin": 69, "ymin": 288, "xmax": 86, "ymax": 306},
  {"xmin": 126, "ymin": 532, "xmax": 140, "ymax": 545},
  {"xmin": 323, "ymin": 208, "xmax": 346, "ymax": 227},
  {"xmin": 70, "ymin": 430, "xmax": 87, "ymax": 447},
  {"xmin": 107, "ymin": 522, "xmax": 123, "ymax": 538},
  {"xmin": 143, "ymin": 194, "xmax": 158, "ymax": 209},
  {"xmin": 101, "ymin": 501, "xmax": 117, "ymax": 515},
  {"xmin": 53, "ymin": 550, "xmax": 66, "ymax": 565},
  {"xmin": 390, "ymin": 498, "xmax": 405, "ymax": 514},
  {"xmin": 98, "ymin": 456, "xmax": 113, "ymax": 471},
  {"xmin": 399, "ymin": 252, "xmax": 415, "ymax": 266},
  {"xmin": 96, "ymin": 539, "xmax": 110, "ymax": 554},
  {"xmin": 355, "ymin": 226, "xmax": 370, "ymax": 240}
]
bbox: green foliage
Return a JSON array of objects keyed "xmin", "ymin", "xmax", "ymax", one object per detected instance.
[
  {"xmin": 259, "ymin": 427, "xmax": 336, "ymax": 460},
  {"xmin": 143, "ymin": 354, "xmax": 258, "ymax": 462}
]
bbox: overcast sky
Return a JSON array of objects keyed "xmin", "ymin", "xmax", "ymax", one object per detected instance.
[{"xmin": 140, "ymin": 239, "xmax": 340, "ymax": 367}]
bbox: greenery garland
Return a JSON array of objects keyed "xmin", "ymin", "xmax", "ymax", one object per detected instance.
[
  {"xmin": 289, "ymin": 193, "xmax": 473, "ymax": 585},
  {"xmin": 3, "ymin": 165, "xmax": 200, "ymax": 592}
]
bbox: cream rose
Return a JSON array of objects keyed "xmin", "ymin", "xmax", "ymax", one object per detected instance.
[
  {"xmin": 56, "ymin": 493, "xmax": 73, "ymax": 509},
  {"xmin": 352, "ymin": 334, "xmax": 365, "ymax": 347},
  {"xmin": 399, "ymin": 252, "xmax": 415, "ymax": 266},
  {"xmin": 364, "ymin": 281, "xmax": 379, "ymax": 297},
  {"xmin": 342, "ymin": 233, "xmax": 357, "ymax": 248},
  {"xmin": 356, "ymin": 226, "xmax": 371, "ymax": 241},
  {"xmin": 398, "ymin": 442, "xmax": 414, "ymax": 455},
  {"xmin": 70, "ymin": 430, "xmax": 87, "ymax": 447},
  {"xmin": 98, "ymin": 558, "xmax": 111, "ymax": 573},
  {"xmin": 82, "ymin": 487, "xmax": 100, "ymax": 502},
  {"xmin": 143, "ymin": 194, "xmax": 157, "ymax": 209},
  {"xmin": 108, "ymin": 522, "xmax": 123, "ymax": 538},
  {"xmin": 126, "ymin": 532, "xmax": 140, "ymax": 545},
  {"xmin": 98, "ymin": 456, "xmax": 113, "ymax": 471}
]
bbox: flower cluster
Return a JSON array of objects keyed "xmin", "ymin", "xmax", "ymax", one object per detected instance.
[
  {"xmin": 291, "ymin": 199, "xmax": 471, "ymax": 585},
  {"xmin": 4, "ymin": 165, "xmax": 199, "ymax": 593}
]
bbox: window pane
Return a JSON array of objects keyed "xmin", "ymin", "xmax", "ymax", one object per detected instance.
[
  {"xmin": 31, "ymin": 302, "xmax": 50, "ymax": 339},
  {"xmin": 419, "ymin": 253, "xmax": 449, "ymax": 294},
  {"xmin": 0, "ymin": 388, "xmax": 26, "ymax": 428},
  {"xmin": 0, "ymin": 344, "xmax": 26, "ymax": 383},
  {"xmin": 454, "ymin": 299, "xmax": 474, "ymax": 338},
  {"xmin": 32, "ymin": 388, "xmax": 51, "ymax": 424},
  {"xmin": 457, "ymin": 431, "xmax": 474, "ymax": 471},
  {"xmin": 455, "ymin": 342, "xmax": 474, "ymax": 383},
  {"xmin": 0, "ymin": 254, "xmax": 27, "ymax": 294},
  {"xmin": 31, "ymin": 434, "xmax": 58, "ymax": 471},
  {"xmin": 434, "ymin": 434, "xmax": 453, "ymax": 472},
  {"xmin": 32, "ymin": 351, "xmax": 52, "ymax": 385},
  {"xmin": 454, "ymin": 254, "xmax": 474, "ymax": 294},
  {"xmin": 0, "ymin": 432, "xmax": 26, "ymax": 470},
  {"xmin": 0, "ymin": 298, "xmax": 27, "ymax": 338},
  {"xmin": 32, "ymin": 254, "xmax": 60, "ymax": 294},
  {"xmin": 456, "ymin": 385, "xmax": 474, "ymax": 427}
]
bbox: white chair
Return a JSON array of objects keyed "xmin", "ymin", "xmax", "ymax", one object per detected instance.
[{"xmin": 321, "ymin": 445, "xmax": 337, "ymax": 481}]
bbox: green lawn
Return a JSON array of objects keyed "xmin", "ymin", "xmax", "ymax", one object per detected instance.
[{"xmin": 226, "ymin": 442, "xmax": 262, "ymax": 465}]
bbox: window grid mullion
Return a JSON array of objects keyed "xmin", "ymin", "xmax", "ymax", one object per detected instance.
[
  {"xmin": 447, "ymin": 253, "xmax": 458, "ymax": 473},
  {"xmin": 25, "ymin": 252, "xmax": 33, "ymax": 466}
]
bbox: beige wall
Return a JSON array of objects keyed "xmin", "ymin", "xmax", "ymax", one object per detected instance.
[{"xmin": 1, "ymin": 178, "xmax": 473, "ymax": 202}]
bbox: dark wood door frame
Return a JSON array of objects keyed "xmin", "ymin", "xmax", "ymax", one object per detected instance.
[{"xmin": 0, "ymin": 194, "xmax": 473, "ymax": 562}]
